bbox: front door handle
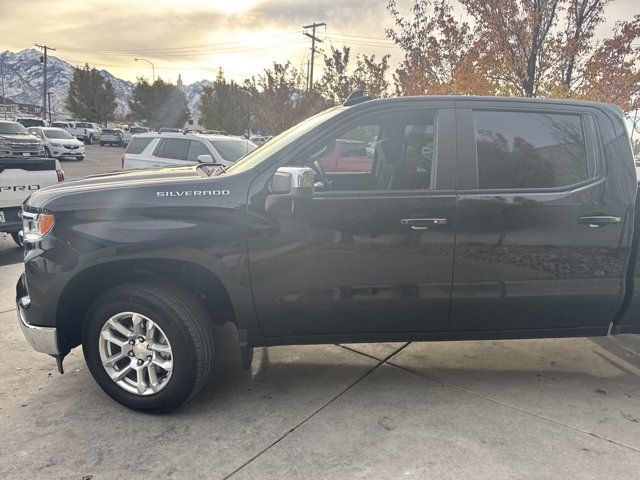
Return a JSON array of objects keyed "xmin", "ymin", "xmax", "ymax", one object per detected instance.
[
  {"xmin": 578, "ymin": 215, "xmax": 621, "ymax": 227},
  {"xmin": 401, "ymin": 218, "xmax": 448, "ymax": 230}
]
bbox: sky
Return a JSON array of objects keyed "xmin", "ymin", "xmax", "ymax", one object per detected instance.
[{"xmin": 0, "ymin": 0, "xmax": 638, "ymax": 85}]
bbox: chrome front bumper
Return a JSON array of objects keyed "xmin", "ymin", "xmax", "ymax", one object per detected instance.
[{"xmin": 17, "ymin": 295, "xmax": 60, "ymax": 356}]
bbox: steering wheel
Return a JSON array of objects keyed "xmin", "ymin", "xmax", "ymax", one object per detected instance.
[{"xmin": 312, "ymin": 160, "xmax": 332, "ymax": 191}]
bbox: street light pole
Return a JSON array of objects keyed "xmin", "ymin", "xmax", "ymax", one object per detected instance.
[{"xmin": 134, "ymin": 58, "xmax": 155, "ymax": 83}]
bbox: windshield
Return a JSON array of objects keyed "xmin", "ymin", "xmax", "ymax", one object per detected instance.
[
  {"xmin": 226, "ymin": 106, "xmax": 345, "ymax": 174},
  {"xmin": 209, "ymin": 138, "xmax": 258, "ymax": 162},
  {"xmin": 43, "ymin": 128, "xmax": 73, "ymax": 139},
  {"xmin": 0, "ymin": 122, "xmax": 28, "ymax": 135}
]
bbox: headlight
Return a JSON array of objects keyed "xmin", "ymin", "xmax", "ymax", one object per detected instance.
[
  {"xmin": 50, "ymin": 143, "xmax": 62, "ymax": 147},
  {"xmin": 21, "ymin": 211, "xmax": 55, "ymax": 243}
]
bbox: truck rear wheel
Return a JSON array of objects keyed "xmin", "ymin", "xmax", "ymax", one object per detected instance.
[{"xmin": 82, "ymin": 282, "xmax": 215, "ymax": 413}]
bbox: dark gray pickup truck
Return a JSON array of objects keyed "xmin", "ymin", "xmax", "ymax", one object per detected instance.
[{"xmin": 16, "ymin": 94, "xmax": 640, "ymax": 412}]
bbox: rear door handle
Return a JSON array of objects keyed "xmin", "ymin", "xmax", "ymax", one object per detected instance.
[
  {"xmin": 578, "ymin": 215, "xmax": 621, "ymax": 227},
  {"xmin": 401, "ymin": 218, "xmax": 448, "ymax": 230}
]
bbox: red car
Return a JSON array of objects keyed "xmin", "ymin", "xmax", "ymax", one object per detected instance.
[{"xmin": 317, "ymin": 139, "xmax": 373, "ymax": 172}]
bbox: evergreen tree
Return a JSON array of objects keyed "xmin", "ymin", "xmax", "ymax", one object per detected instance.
[
  {"xmin": 129, "ymin": 78, "xmax": 190, "ymax": 130},
  {"xmin": 199, "ymin": 68, "xmax": 247, "ymax": 135},
  {"xmin": 66, "ymin": 63, "xmax": 117, "ymax": 122}
]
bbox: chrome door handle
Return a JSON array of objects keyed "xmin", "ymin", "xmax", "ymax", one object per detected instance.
[
  {"xmin": 401, "ymin": 218, "xmax": 448, "ymax": 230},
  {"xmin": 578, "ymin": 215, "xmax": 621, "ymax": 227}
]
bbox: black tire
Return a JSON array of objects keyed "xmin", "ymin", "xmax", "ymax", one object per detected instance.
[
  {"xmin": 88, "ymin": 135, "xmax": 93, "ymax": 144},
  {"xmin": 76, "ymin": 155, "xmax": 85, "ymax": 161},
  {"xmin": 100, "ymin": 142, "xmax": 104, "ymax": 146},
  {"xmin": 44, "ymin": 147, "xmax": 51, "ymax": 158},
  {"xmin": 82, "ymin": 282, "xmax": 215, "ymax": 413},
  {"xmin": 10, "ymin": 231, "xmax": 23, "ymax": 247}
]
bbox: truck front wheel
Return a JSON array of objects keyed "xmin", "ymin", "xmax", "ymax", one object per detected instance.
[
  {"xmin": 10, "ymin": 232, "xmax": 23, "ymax": 247},
  {"xmin": 82, "ymin": 282, "xmax": 215, "ymax": 413}
]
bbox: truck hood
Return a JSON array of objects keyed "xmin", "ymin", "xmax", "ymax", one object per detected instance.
[
  {"xmin": 0, "ymin": 134, "xmax": 40, "ymax": 144},
  {"xmin": 26, "ymin": 165, "xmax": 206, "ymax": 209}
]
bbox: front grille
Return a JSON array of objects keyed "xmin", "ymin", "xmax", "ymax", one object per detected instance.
[
  {"xmin": 64, "ymin": 144, "xmax": 79, "ymax": 149},
  {"xmin": 10, "ymin": 144, "xmax": 40, "ymax": 152}
]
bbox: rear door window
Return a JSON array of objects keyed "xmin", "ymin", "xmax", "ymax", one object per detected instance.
[
  {"xmin": 474, "ymin": 111, "xmax": 590, "ymax": 189},
  {"xmin": 162, "ymin": 139, "xmax": 189, "ymax": 160},
  {"xmin": 125, "ymin": 137, "xmax": 154, "ymax": 154},
  {"xmin": 187, "ymin": 140, "xmax": 210, "ymax": 162}
]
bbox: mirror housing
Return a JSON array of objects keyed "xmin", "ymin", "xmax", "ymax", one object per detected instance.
[
  {"xmin": 197, "ymin": 154, "xmax": 214, "ymax": 163},
  {"xmin": 266, "ymin": 166, "xmax": 314, "ymax": 214}
]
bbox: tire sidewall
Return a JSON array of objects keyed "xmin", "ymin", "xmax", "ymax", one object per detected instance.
[{"xmin": 83, "ymin": 288, "xmax": 200, "ymax": 412}]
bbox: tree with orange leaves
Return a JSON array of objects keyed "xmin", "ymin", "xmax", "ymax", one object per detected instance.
[{"xmin": 386, "ymin": 0, "xmax": 640, "ymax": 114}]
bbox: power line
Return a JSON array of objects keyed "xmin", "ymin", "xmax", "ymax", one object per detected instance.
[
  {"xmin": 54, "ymin": 31, "xmax": 302, "ymax": 55},
  {"xmin": 303, "ymin": 22, "xmax": 326, "ymax": 92}
]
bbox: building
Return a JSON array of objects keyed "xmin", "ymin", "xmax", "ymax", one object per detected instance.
[{"xmin": 0, "ymin": 96, "xmax": 43, "ymax": 119}]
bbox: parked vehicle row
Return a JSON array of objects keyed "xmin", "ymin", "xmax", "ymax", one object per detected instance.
[{"xmin": 122, "ymin": 132, "xmax": 257, "ymax": 170}]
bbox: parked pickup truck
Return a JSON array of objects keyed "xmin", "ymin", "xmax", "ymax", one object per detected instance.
[
  {"xmin": 16, "ymin": 94, "xmax": 640, "ymax": 413},
  {"xmin": 1, "ymin": 157, "xmax": 64, "ymax": 245},
  {"xmin": 69, "ymin": 122, "xmax": 101, "ymax": 144},
  {"xmin": 0, "ymin": 120, "xmax": 45, "ymax": 158}
]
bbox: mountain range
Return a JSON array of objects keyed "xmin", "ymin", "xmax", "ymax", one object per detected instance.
[{"xmin": 0, "ymin": 49, "xmax": 211, "ymax": 119}]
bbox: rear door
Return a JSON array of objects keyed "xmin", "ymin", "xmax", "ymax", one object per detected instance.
[{"xmin": 452, "ymin": 101, "xmax": 634, "ymax": 333}]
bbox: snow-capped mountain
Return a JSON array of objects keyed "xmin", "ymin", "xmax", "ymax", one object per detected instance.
[
  {"xmin": 181, "ymin": 79, "xmax": 214, "ymax": 114},
  {"xmin": 0, "ymin": 49, "xmax": 206, "ymax": 119}
]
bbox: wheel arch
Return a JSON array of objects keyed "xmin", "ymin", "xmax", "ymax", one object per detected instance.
[{"xmin": 56, "ymin": 258, "xmax": 237, "ymax": 353}]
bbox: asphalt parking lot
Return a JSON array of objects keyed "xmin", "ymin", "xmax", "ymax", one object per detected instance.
[{"xmin": 1, "ymin": 145, "xmax": 639, "ymax": 479}]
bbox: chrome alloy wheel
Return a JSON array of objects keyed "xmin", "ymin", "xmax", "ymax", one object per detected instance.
[{"xmin": 98, "ymin": 312, "xmax": 173, "ymax": 395}]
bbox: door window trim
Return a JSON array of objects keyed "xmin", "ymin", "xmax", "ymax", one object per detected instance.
[{"xmin": 457, "ymin": 107, "xmax": 603, "ymax": 194}]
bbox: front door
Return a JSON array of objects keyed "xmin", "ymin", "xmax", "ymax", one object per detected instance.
[{"xmin": 248, "ymin": 105, "xmax": 458, "ymax": 339}]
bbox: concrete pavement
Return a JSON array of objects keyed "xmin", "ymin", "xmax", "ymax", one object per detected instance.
[{"xmin": 1, "ymin": 263, "xmax": 639, "ymax": 479}]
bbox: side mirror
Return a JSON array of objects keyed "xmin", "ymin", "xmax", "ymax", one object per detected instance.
[
  {"xmin": 197, "ymin": 154, "xmax": 214, "ymax": 163},
  {"xmin": 266, "ymin": 166, "xmax": 314, "ymax": 214}
]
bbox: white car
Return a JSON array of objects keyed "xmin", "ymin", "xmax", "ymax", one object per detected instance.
[
  {"xmin": 122, "ymin": 132, "xmax": 258, "ymax": 170},
  {"xmin": 27, "ymin": 127, "xmax": 86, "ymax": 161}
]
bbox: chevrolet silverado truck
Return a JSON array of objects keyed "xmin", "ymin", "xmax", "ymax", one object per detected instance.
[
  {"xmin": 1, "ymin": 157, "xmax": 64, "ymax": 245},
  {"xmin": 0, "ymin": 120, "xmax": 45, "ymax": 158},
  {"xmin": 16, "ymin": 94, "xmax": 640, "ymax": 413}
]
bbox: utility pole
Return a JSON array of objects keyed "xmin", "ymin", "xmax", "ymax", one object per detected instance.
[
  {"xmin": 1, "ymin": 55, "xmax": 7, "ymax": 119},
  {"xmin": 46, "ymin": 92, "xmax": 53, "ymax": 123},
  {"xmin": 35, "ymin": 44, "xmax": 55, "ymax": 120},
  {"xmin": 303, "ymin": 22, "xmax": 325, "ymax": 92}
]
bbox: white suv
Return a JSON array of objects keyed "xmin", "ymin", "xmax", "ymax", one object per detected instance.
[{"xmin": 122, "ymin": 132, "xmax": 257, "ymax": 170}]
